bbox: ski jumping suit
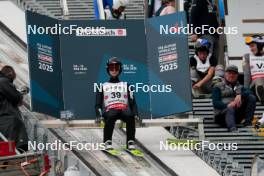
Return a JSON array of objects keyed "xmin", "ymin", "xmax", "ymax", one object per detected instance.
[{"xmin": 95, "ymin": 77, "xmax": 138, "ymax": 144}]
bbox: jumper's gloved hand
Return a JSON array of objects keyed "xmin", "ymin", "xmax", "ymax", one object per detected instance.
[
  {"xmin": 95, "ymin": 116, "xmax": 102, "ymax": 124},
  {"xmin": 135, "ymin": 115, "xmax": 142, "ymax": 126},
  {"xmin": 95, "ymin": 109, "xmax": 103, "ymax": 124}
]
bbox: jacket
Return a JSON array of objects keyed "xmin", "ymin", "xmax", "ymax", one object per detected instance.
[
  {"xmin": 0, "ymin": 72, "xmax": 28, "ymax": 150},
  {"xmin": 190, "ymin": 0, "xmax": 219, "ymax": 37},
  {"xmin": 212, "ymin": 80, "xmax": 252, "ymax": 113}
]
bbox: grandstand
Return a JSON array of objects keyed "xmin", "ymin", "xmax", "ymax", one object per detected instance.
[
  {"xmin": 185, "ymin": 33, "xmax": 264, "ymax": 175},
  {"xmin": 12, "ymin": 0, "xmax": 145, "ymax": 19},
  {"xmin": 0, "ymin": 0, "xmax": 263, "ymax": 176},
  {"xmin": 192, "ymin": 99, "xmax": 264, "ymax": 175}
]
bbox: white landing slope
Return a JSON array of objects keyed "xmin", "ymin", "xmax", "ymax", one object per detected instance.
[{"xmin": 136, "ymin": 127, "xmax": 220, "ymax": 176}]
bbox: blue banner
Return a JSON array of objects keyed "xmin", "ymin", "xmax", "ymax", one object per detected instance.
[
  {"xmin": 26, "ymin": 11, "xmax": 64, "ymax": 117},
  {"xmin": 146, "ymin": 12, "xmax": 192, "ymax": 117},
  {"xmin": 26, "ymin": 11, "xmax": 192, "ymax": 119}
]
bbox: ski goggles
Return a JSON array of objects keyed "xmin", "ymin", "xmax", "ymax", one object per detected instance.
[{"xmin": 108, "ymin": 63, "xmax": 121, "ymax": 71}]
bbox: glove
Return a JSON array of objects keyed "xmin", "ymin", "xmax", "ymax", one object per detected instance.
[
  {"xmin": 95, "ymin": 116, "xmax": 104, "ymax": 124},
  {"xmin": 135, "ymin": 115, "xmax": 142, "ymax": 126},
  {"xmin": 19, "ymin": 86, "xmax": 29, "ymax": 95},
  {"xmin": 95, "ymin": 117, "xmax": 100, "ymax": 124},
  {"xmin": 95, "ymin": 108, "xmax": 103, "ymax": 123}
]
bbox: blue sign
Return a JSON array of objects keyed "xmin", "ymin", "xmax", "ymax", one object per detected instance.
[{"xmin": 26, "ymin": 11, "xmax": 192, "ymax": 119}]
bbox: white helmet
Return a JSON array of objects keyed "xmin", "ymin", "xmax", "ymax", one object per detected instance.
[{"xmin": 112, "ymin": 0, "xmax": 130, "ymax": 9}]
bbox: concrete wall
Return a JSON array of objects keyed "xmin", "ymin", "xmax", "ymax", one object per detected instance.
[{"xmin": 0, "ymin": 1, "xmax": 27, "ymax": 44}]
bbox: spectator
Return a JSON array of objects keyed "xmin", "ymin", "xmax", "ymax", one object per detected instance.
[
  {"xmin": 0, "ymin": 66, "xmax": 29, "ymax": 152},
  {"xmin": 103, "ymin": 0, "xmax": 129, "ymax": 19},
  {"xmin": 243, "ymin": 35, "xmax": 264, "ymax": 102},
  {"xmin": 153, "ymin": 0, "xmax": 162, "ymax": 16},
  {"xmin": 190, "ymin": 39, "xmax": 216, "ymax": 97},
  {"xmin": 147, "ymin": 0, "xmax": 161, "ymax": 18},
  {"xmin": 183, "ymin": 0, "xmax": 192, "ymax": 23},
  {"xmin": 212, "ymin": 65, "xmax": 256, "ymax": 132},
  {"xmin": 190, "ymin": 0, "xmax": 220, "ymax": 63},
  {"xmin": 155, "ymin": 0, "xmax": 176, "ymax": 16}
]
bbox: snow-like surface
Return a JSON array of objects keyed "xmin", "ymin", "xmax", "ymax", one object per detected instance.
[
  {"xmin": 0, "ymin": 1, "xmax": 27, "ymax": 43},
  {"xmin": 137, "ymin": 127, "xmax": 220, "ymax": 176}
]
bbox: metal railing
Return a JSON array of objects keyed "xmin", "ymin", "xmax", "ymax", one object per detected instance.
[
  {"xmin": 60, "ymin": 0, "xmax": 69, "ymax": 19},
  {"xmin": 169, "ymin": 125, "xmax": 246, "ymax": 176},
  {"xmin": 11, "ymin": 0, "xmax": 55, "ymax": 18}
]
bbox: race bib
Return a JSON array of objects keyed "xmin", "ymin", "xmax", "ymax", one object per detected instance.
[
  {"xmin": 249, "ymin": 56, "xmax": 264, "ymax": 80},
  {"xmin": 103, "ymin": 82, "xmax": 128, "ymax": 111}
]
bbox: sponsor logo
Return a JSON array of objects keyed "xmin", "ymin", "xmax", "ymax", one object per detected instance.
[{"xmin": 76, "ymin": 27, "xmax": 127, "ymax": 37}]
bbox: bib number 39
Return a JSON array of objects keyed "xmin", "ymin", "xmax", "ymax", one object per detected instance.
[{"xmin": 111, "ymin": 92, "xmax": 121, "ymax": 98}]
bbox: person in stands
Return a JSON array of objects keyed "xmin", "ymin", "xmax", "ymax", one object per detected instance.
[
  {"xmin": 190, "ymin": 39, "xmax": 216, "ymax": 97},
  {"xmin": 243, "ymin": 35, "xmax": 264, "ymax": 103},
  {"xmin": 103, "ymin": 0, "xmax": 130, "ymax": 19},
  {"xmin": 212, "ymin": 65, "xmax": 256, "ymax": 132},
  {"xmin": 155, "ymin": 0, "xmax": 176, "ymax": 16},
  {"xmin": 190, "ymin": 0, "xmax": 220, "ymax": 63}
]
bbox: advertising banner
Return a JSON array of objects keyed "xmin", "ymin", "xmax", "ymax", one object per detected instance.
[
  {"xmin": 26, "ymin": 11, "xmax": 192, "ymax": 119},
  {"xmin": 26, "ymin": 11, "xmax": 63, "ymax": 117},
  {"xmin": 59, "ymin": 20, "xmax": 150, "ymax": 119},
  {"xmin": 146, "ymin": 13, "xmax": 192, "ymax": 117}
]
